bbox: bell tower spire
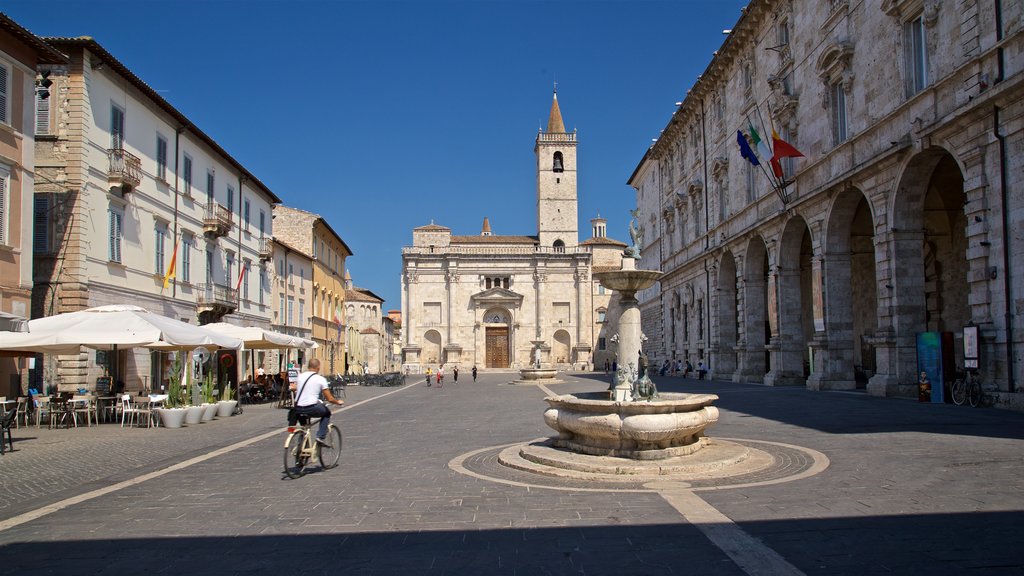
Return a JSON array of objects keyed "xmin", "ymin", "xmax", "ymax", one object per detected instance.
[{"xmin": 536, "ymin": 89, "xmax": 578, "ymax": 248}]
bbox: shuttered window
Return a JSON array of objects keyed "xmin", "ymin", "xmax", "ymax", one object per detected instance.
[
  {"xmin": 110, "ymin": 105, "xmax": 125, "ymax": 149},
  {"xmin": 155, "ymin": 225, "xmax": 166, "ymax": 274},
  {"xmin": 36, "ymin": 90, "xmax": 50, "ymax": 135},
  {"xmin": 181, "ymin": 233, "xmax": 192, "ymax": 283},
  {"xmin": 0, "ymin": 63, "xmax": 9, "ymax": 125},
  {"xmin": 183, "ymin": 155, "xmax": 192, "ymax": 195},
  {"xmin": 108, "ymin": 207, "xmax": 123, "ymax": 262},
  {"xmin": 156, "ymin": 135, "xmax": 167, "ymax": 181},
  {"xmin": 226, "ymin": 185, "xmax": 234, "ymax": 214},
  {"xmin": 206, "ymin": 171, "xmax": 214, "ymax": 203},
  {"xmin": 34, "ymin": 195, "xmax": 49, "ymax": 253},
  {"xmin": 0, "ymin": 166, "xmax": 9, "ymax": 245}
]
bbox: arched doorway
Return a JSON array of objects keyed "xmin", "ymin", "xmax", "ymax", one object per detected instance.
[
  {"xmin": 716, "ymin": 253, "xmax": 738, "ymax": 378},
  {"xmin": 887, "ymin": 149, "xmax": 969, "ymax": 387},
  {"xmin": 553, "ymin": 330, "xmax": 571, "ymax": 366},
  {"xmin": 738, "ymin": 238, "xmax": 770, "ymax": 381},
  {"xmin": 769, "ymin": 217, "xmax": 814, "ymax": 385},
  {"xmin": 482, "ymin": 308, "xmax": 511, "ymax": 368},
  {"xmin": 423, "ymin": 330, "xmax": 442, "ymax": 365}
]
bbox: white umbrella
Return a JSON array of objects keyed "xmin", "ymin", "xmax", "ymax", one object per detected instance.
[
  {"xmin": 0, "ymin": 305, "xmax": 243, "ymax": 354},
  {"xmin": 201, "ymin": 322, "xmax": 318, "ymax": 350},
  {"xmin": 0, "ymin": 311, "xmax": 28, "ymax": 333}
]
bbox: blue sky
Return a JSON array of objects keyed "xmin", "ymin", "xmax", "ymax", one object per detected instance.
[{"xmin": 5, "ymin": 0, "xmax": 747, "ymax": 311}]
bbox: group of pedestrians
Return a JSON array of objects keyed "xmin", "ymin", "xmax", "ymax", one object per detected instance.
[{"xmin": 425, "ymin": 364, "xmax": 477, "ymax": 388}]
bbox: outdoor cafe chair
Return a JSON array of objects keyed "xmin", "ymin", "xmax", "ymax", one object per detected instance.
[
  {"xmin": 48, "ymin": 395, "xmax": 73, "ymax": 429},
  {"xmin": 15, "ymin": 397, "xmax": 30, "ymax": 429},
  {"xmin": 1, "ymin": 407, "xmax": 16, "ymax": 454},
  {"xmin": 71, "ymin": 395, "xmax": 96, "ymax": 427}
]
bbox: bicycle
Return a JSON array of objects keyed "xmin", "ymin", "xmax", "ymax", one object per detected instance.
[
  {"xmin": 283, "ymin": 415, "xmax": 342, "ymax": 479},
  {"xmin": 950, "ymin": 370, "xmax": 996, "ymax": 407}
]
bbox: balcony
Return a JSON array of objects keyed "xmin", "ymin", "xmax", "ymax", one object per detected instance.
[
  {"xmin": 258, "ymin": 235, "xmax": 273, "ymax": 261},
  {"xmin": 203, "ymin": 202, "xmax": 233, "ymax": 238},
  {"xmin": 196, "ymin": 282, "xmax": 238, "ymax": 323},
  {"xmin": 107, "ymin": 148, "xmax": 142, "ymax": 193}
]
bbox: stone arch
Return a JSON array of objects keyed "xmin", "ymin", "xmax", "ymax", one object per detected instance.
[
  {"xmin": 819, "ymin": 185, "xmax": 877, "ymax": 389},
  {"xmin": 553, "ymin": 329, "xmax": 571, "ymax": 365},
  {"xmin": 738, "ymin": 236, "xmax": 770, "ymax": 381},
  {"xmin": 769, "ymin": 215, "xmax": 814, "ymax": 385},
  {"xmin": 716, "ymin": 251, "xmax": 739, "ymax": 378},
  {"xmin": 423, "ymin": 329, "xmax": 442, "ymax": 365},
  {"xmin": 887, "ymin": 147, "xmax": 969, "ymax": 386}
]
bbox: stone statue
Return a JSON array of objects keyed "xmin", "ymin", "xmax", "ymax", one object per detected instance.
[
  {"xmin": 627, "ymin": 208, "xmax": 643, "ymax": 258},
  {"xmin": 637, "ymin": 349, "xmax": 648, "ymax": 379}
]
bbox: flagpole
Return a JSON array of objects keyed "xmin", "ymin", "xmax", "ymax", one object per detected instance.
[{"xmin": 744, "ymin": 115, "xmax": 784, "ymax": 190}]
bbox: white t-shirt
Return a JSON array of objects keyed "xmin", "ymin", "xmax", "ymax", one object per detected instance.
[{"xmin": 294, "ymin": 371, "xmax": 329, "ymax": 407}]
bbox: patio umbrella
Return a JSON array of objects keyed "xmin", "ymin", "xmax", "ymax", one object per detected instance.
[
  {"xmin": 200, "ymin": 322, "xmax": 317, "ymax": 350},
  {"xmin": 0, "ymin": 311, "xmax": 28, "ymax": 333},
  {"xmin": 0, "ymin": 305, "xmax": 243, "ymax": 354}
]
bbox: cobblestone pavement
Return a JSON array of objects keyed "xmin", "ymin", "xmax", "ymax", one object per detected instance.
[{"xmin": 0, "ymin": 372, "xmax": 1022, "ymax": 575}]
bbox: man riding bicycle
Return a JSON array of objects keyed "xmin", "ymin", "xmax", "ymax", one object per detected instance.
[{"xmin": 290, "ymin": 358, "xmax": 344, "ymax": 445}]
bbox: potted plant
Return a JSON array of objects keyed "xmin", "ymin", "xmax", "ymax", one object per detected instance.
[
  {"xmin": 200, "ymin": 370, "xmax": 219, "ymax": 422},
  {"xmin": 155, "ymin": 353, "xmax": 188, "ymax": 428},
  {"xmin": 216, "ymin": 374, "xmax": 238, "ymax": 418},
  {"xmin": 184, "ymin": 368, "xmax": 206, "ymax": 425}
]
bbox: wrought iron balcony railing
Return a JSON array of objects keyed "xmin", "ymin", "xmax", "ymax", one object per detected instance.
[{"xmin": 107, "ymin": 148, "xmax": 142, "ymax": 191}]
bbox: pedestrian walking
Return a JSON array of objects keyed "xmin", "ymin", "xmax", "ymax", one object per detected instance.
[
  {"xmin": 697, "ymin": 360, "xmax": 706, "ymax": 380},
  {"xmin": 604, "ymin": 359, "xmax": 610, "ymax": 374},
  {"xmin": 426, "ymin": 367, "xmax": 432, "ymax": 387},
  {"xmin": 453, "ymin": 366, "xmax": 459, "ymax": 383},
  {"xmin": 437, "ymin": 365, "xmax": 444, "ymax": 388},
  {"xmin": 472, "ymin": 365, "xmax": 478, "ymax": 382}
]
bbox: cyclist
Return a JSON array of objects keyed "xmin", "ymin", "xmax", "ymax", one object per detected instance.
[{"xmin": 291, "ymin": 358, "xmax": 344, "ymax": 445}]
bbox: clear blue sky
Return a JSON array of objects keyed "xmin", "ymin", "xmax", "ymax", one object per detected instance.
[{"xmin": 5, "ymin": 0, "xmax": 747, "ymax": 311}]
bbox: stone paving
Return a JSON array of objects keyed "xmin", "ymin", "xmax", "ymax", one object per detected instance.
[{"xmin": 0, "ymin": 372, "xmax": 1022, "ymax": 575}]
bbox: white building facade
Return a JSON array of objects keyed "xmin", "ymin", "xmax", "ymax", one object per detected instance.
[
  {"xmin": 33, "ymin": 38, "xmax": 279, "ymax": 391},
  {"xmin": 401, "ymin": 94, "xmax": 626, "ymax": 372},
  {"xmin": 630, "ymin": 0, "xmax": 1024, "ymax": 407}
]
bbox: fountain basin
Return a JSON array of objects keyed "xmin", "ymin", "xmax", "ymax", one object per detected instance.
[
  {"xmin": 591, "ymin": 269, "xmax": 663, "ymax": 292},
  {"xmin": 543, "ymin": 392, "xmax": 719, "ymax": 460},
  {"xmin": 519, "ymin": 368, "xmax": 559, "ymax": 381}
]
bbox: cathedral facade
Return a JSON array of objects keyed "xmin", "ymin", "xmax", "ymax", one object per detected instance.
[{"xmin": 401, "ymin": 94, "xmax": 625, "ymax": 372}]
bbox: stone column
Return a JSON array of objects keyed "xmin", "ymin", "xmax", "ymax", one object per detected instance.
[
  {"xmin": 766, "ymin": 267, "xmax": 805, "ymax": 386},
  {"xmin": 735, "ymin": 272, "xmax": 766, "ymax": 382},
  {"xmin": 868, "ymin": 228, "xmax": 925, "ymax": 395},
  {"xmin": 807, "ymin": 252, "xmax": 855, "ymax": 390}
]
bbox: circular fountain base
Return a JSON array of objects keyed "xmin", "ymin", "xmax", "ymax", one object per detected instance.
[{"xmin": 510, "ymin": 368, "xmax": 565, "ymax": 385}]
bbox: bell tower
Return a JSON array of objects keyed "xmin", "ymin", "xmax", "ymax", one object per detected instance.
[{"xmin": 536, "ymin": 90, "xmax": 578, "ymax": 248}]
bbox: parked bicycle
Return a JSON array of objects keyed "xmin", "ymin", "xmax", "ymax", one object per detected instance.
[
  {"xmin": 951, "ymin": 369, "xmax": 996, "ymax": 407},
  {"xmin": 283, "ymin": 415, "xmax": 342, "ymax": 478}
]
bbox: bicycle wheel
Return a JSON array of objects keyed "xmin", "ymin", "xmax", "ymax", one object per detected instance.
[
  {"xmin": 284, "ymin": 431, "xmax": 308, "ymax": 478},
  {"xmin": 318, "ymin": 425, "xmax": 343, "ymax": 469},
  {"xmin": 951, "ymin": 379, "xmax": 966, "ymax": 405},
  {"xmin": 968, "ymin": 381, "xmax": 982, "ymax": 408}
]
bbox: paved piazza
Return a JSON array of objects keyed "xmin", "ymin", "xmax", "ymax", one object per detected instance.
[{"xmin": 1, "ymin": 373, "xmax": 1023, "ymax": 575}]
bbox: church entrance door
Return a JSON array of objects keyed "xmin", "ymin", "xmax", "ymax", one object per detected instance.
[{"xmin": 486, "ymin": 327, "xmax": 509, "ymax": 368}]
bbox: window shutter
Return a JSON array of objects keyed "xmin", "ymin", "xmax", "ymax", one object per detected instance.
[
  {"xmin": 0, "ymin": 170, "xmax": 7, "ymax": 244},
  {"xmin": 108, "ymin": 209, "xmax": 116, "ymax": 261},
  {"xmin": 36, "ymin": 91, "xmax": 50, "ymax": 135},
  {"xmin": 34, "ymin": 196, "xmax": 49, "ymax": 253},
  {"xmin": 0, "ymin": 65, "xmax": 8, "ymax": 124}
]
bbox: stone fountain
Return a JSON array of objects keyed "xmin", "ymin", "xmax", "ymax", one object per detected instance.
[{"xmin": 502, "ymin": 211, "xmax": 723, "ymax": 475}]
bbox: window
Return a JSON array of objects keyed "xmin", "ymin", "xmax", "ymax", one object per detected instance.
[
  {"xmin": 905, "ymin": 15, "xmax": 928, "ymax": 95},
  {"xmin": 183, "ymin": 155, "xmax": 193, "ymax": 195},
  {"xmin": 287, "ymin": 296, "xmax": 295, "ymax": 326},
  {"xmin": 205, "ymin": 248, "xmax": 213, "ymax": 284},
  {"xmin": 299, "ymin": 299, "xmax": 305, "ymax": 326},
  {"xmin": 35, "ymin": 87, "xmax": 50, "ymax": 135},
  {"xmin": 258, "ymin": 265, "xmax": 266, "ymax": 305},
  {"xmin": 0, "ymin": 62, "xmax": 9, "ymax": 125},
  {"xmin": 279, "ymin": 294, "xmax": 285, "ymax": 321},
  {"xmin": 777, "ymin": 18, "xmax": 789, "ymax": 46},
  {"xmin": 110, "ymin": 105, "xmax": 125, "ymax": 149},
  {"xmin": 553, "ymin": 151, "xmax": 564, "ymax": 173},
  {"xmin": 746, "ymin": 162, "xmax": 756, "ymax": 203},
  {"xmin": 683, "ymin": 304, "xmax": 689, "ymax": 341},
  {"xmin": 553, "ymin": 239, "xmax": 565, "ymax": 253},
  {"xmin": 597, "ymin": 310, "xmax": 606, "ymax": 323},
  {"xmin": 156, "ymin": 135, "xmax": 168, "ymax": 181},
  {"xmin": 830, "ymin": 81, "xmax": 848, "ymax": 145},
  {"xmin": 154, "ymin": 225, "xmax": 167, "ymax": 275},
  {"xmin": 108, "ymin": 206, "xmax": 124, "ymax": 262},
  {"xmin": 243, "ymin": 259, "xmax": 251, "ymax": 300},
  {"xmin": 181, "ymin": 233, "xmax": 192, "ymax": 283},
  {"xmin": 226, "ymin": 253, "xmax": 234, "ymax": 289},
  {"xmin": 0, "ymin": 165, "xmax": 9, "ymax": 245},
  {"xmin": 259, "ymin": 210, "xmax": 266, "ymax": 236},
  {"xmin": 243, "ymin": 198, "xmax": 250, "ymax": 228},
  {"xmin": 226, "ymin": 185, "xmax": 234, "ymax": 214},
  {"xmin": 597, "ymin": 283, "xmax": 605, "ymax": 295},
  {"xmin": 207, "ymin": 171, "xmax": 215, "ymax": 204},
  {"xmin": 598, "ymin": 337, "xmax": 606, "ymax": 351},
  {"xmin": 33, "ymin": 195, "xmax": 49, "ymax": 253}
]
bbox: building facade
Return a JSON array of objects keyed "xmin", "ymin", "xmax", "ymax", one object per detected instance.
[
  {"xmin": 268, "ymin": 237, "xmax": 313, "ymax": 374},
  {"xmin": 401, "ymin": 93, "xmax": 626, "ymax": 372},
  {"xmin": 32, "ymin": 38, "xmax": 279, "ymax": 392},
  {"xmin": 272, "ymin": 205, "xmax": 352, "ymax": 375},
  {"xmin": 630, "ymin": 0, "xmax": 1024, "ymax": 407},
  {"xmin": 0, "ymin": 16, "xmax": 66, "ymax": 396},
  {"xmin": 343, "ymin": 273, "xmax": 386, "ymax": 374}
]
